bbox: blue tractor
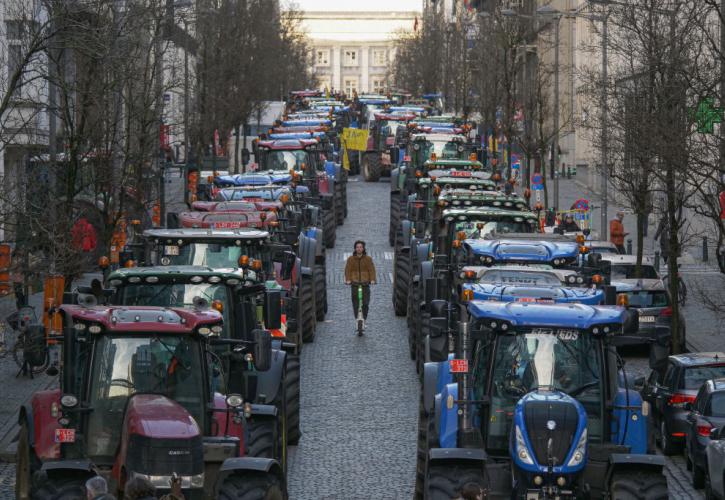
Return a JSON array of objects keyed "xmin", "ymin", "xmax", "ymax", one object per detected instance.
[{"xmin": 418, "ymin": 300, "xmax": 666, "ymax": 499}]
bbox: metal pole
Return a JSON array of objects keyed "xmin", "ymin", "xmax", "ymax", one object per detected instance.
[
  {"xmin": 553, "ymin": 17, "xmax": 560, "ymax": 211},
  {"xmin": 600, "ymin": 14, "xmax": 609, "ymax": 239},
  {"xmin": 183, "ymin": 18, "xmax": 189, "ymax": 167},
  {"xmin": 720, "ymin": 0, "xmax": 725, "ymax": 187}
]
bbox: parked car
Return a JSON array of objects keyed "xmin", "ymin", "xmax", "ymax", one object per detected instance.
[
  {"xmin": 706, "ymin": 426, "xmax": 725, "ymax": 498},
  {"xmin": 685, "ymin": 378, "xmax": 725, "ymax": 488},
  {"xmin": 640, "ymin": 352, "xmax": 725, "ymax": 455}
]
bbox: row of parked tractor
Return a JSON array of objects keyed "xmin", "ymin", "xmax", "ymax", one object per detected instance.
[
  {"xmin": 378, "ymin": 109, "xmax": 694, "ymax": 498},
  {"xmin": 14, "ymin": 91, "xmax": 360, "ymax": 500}
]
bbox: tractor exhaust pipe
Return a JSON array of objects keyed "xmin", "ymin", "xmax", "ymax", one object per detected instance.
[{"xmin": 457, "ymin": 320, "xmax": 481, "ymax": 447}]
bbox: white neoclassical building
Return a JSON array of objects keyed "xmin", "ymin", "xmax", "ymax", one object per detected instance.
[{"xmin": 301, "ymin": 10, "xmax": 418, "ymax": 95}]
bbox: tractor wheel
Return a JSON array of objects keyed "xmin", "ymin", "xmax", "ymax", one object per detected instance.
[
  {"xmin": 693, "ymin": 461, "xmax": 706, "ymax": 489},
  {"xmin": 342, "ymin": 181, "xmax": 348, "ymax": 218},
  {"xmin": 334, "ymin": 183, "xmax": 344, "ymax": 226},
  {"xmin": 609, "ymin": 471, "xmax": 668, "ymax": 500},
  {"xmin": 389, "ymin": 192, "xmax": 400, "ymax": 247},
  {"xmin": 660, "ymin": 420, "xmax": 682, "ymax": 455},
  {"xmin": 418, "ymin": 312, "xmax": 431, "ymax": 374},
  {"xmin": 265, "ymin": 361, "xmax": 288, "ymax": 475},
  {"xmin": 287, "ymin": 292, "xmax": 303, "ymax": 355},
  {"xmin": 314, "ymin": 264, "xmax": 327, "ymax": 322},
  {"xmin": 425, "ymin": 462, "xmax": 486, "ymax": 500},
  {"xmin": 300, "ymin": 275, "xmax": 316, "ymax": 343},
  {"xmin": 246, "ymin": 416, "xmax": 280, "ymax": 462},
  {"xmin": 33, "ymin": 476, "xmax": 88, "ymax": 500},
  {"xmin": 286, "ymin": 354, "xmax": 301, "ymax": 445},
  {"xmin": 323, "ymin": 209, "xmax": 335, "ymax": 249},
  {"xmin": 217, "ymin": 472, "xmax": 285, "ymax": 500},
  {"xmin": 415, "ymin": 395, "xmax": 437, "ymax": 499},
  {"xmin": 15, "ymin": 422, "xmax": 36, "ymax": 500},
  {"xmin": 362, "ymin": 153, "xmax": 381, "ymax": 182},
  {"xmin": 393, "ymin": 251, "xmax": 410, "ymax": 317}
]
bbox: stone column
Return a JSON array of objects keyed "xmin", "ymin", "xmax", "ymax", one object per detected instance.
[
  {"xmin": 332, "ymin": 45, "xmax": 341, "ymax": 92},
  {"xmin": 361, "ymin": 45, "xmax": 369, "ymax": 92}
]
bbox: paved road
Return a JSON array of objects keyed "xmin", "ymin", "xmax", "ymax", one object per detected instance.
[{"xmin": 287, "ymin": 176, "xmax": 419, "ymax": 499}]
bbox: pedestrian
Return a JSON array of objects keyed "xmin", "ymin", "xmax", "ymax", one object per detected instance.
[
  {"xmin": 123, "ymin": 476, "xmax": 156, "ymax": 500},
  {"xmin": 459, "ymin": 482, "xmax": 484, "ymax": 499},
  {"xmin": 559, "ymin": 213, "xmax": 580, "ymax": 233},
  {"xmin": 86, "ymin": 476, "xmax": 115, "ymax": 500},
  {"xmin": 344, "ymin": 240, "xmax": 377, "ymax": 329},
  {"xmin": 610, "ymin": 211, "xmax": 628, "ymax": 254},
  {"xmin": 654, "ymin": 216, "xmax": 670, "ymax": 264}
]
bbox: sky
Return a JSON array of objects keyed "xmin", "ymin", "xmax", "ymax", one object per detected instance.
[{"xmin": 293, "ymin": 0, "xmax": 421, "ymax": 12}]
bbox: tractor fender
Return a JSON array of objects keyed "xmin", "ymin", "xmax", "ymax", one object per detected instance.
[
  {"xmin": 416, "ymin": 242, "xmax": 431, "ymax": 267},
  {"xmin": 400, "ymin": 220, "xmax": 413, "ymax": 247},
  {"xmin": 300, "ymin": 266, "xmax": 314, "ymax": 278},
  {"xmin": 605, "ymin": 453, "xmax": 665, "ymax": 486},
  {"xmin": 255, "ymin": 349, "xmax": 286, "ymax": 406},
  {"xmin": 390, "ymin": 167, "xmax": 401, "ymax": 194},
  {"xmin": 438, "ymin": 383, "xmax": 459, "ymax": 448},
  {"xmin": 18, "ymin": 405, "xmax": 34, "ymax": 448},
  {"xmin": 428, "ymin": 447, "xmax": 488, "ymax": 464},
  {"xmin": 40, "ymin": 460, "xmax": 97, "ymax": 480},
  {"xmin": 319, "ymin": 192, "xmax": 334, "ymax": 209},
  {"xmin": 215, "ymin": 457, "xmax": 284, "ymax": 494},
  {"xmin": 30, "ymin": 390, "xmax": 62, "ymax": 461},
  {"xmin": 612, "ymin": 388, "xmax": 648, "ymax": 454},
  {"xmin": 420, "ymin": 260, "xmax": 434, "ymax": 283},
  {"xmin": 422, "ymin": 362, "xmax": 441, "ymax": 416}
]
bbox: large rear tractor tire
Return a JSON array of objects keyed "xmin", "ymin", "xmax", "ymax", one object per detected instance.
[
  {"xmin": 286, "ymin": 354, "xmax": 301, "ymax": 445},
  {"xmin": 246, "ymin": 416, "xmax": 278, "ymax": 461},
  {"xmin": 362, "ymin": 153, "xmax": 382, "ymax": 182},
  {"xmin": 389, "ymin": 192, "xmax": 400, "ymax": 247},
  {"xmin": 217, "ymin": 472, "xmax": 285, "ymax": 500},
  {"xmin": 300, "ymin": 275, "xmax": 316, "ymax": 343},
  {"xmin": 314, "ymin": 264, "xmax": 327, "ymax": 321},
  {"xmin": 393, "ymin": 251, "xmax": 410, "ymax": 317},
  {"xmin": 334, "ymin": 183, "xmax": 344, "ymax": 226},
  {"xmin": 32, "ymin": 476, "xmax": 88, "ymax": 500},
  {"xmin": 323, "ymin": 210, "xmax": 336, "ymax": 249},
  {"xmin": 609, "ymin": 471, "xmax": 668, "ymax": 500},
  {"xmin": 425, "ymin": 463, "xmax": 486, "ymax": 500}
]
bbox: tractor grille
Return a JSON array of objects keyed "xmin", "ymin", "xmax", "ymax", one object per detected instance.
[
  {"xmin": 126, "ymin": 435, "xmax": 203, "ymax": 476},
  {"xmin": 523, "ymin": 400, "xmax": 579, "ymax": 467}
]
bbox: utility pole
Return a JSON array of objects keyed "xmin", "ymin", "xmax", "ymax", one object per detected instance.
[
  {"xmin": 720, "ymin": 0, "xmax": 725, "ymax": 185},
  {"xmin": 600, "ymin": 14, "xmax": 609, "ymax": 239}
]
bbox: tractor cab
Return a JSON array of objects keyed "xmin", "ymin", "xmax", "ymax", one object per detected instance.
[
  {"xmin": 16, "ymin": 305, "xmax": 285, "ymax": 499},
  {"xmin": 418, "ymin": 300, "xmax": 663, "ymax": 499}
]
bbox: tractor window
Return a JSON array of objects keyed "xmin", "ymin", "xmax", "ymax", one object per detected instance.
[
  {"xmin": 117, "ymin": 284, "xmax": 231, "ymax": 338},
  {"xmin": 707, "ymin": 392, "xmax": 725, "ymax": 417},
  {"xmin": 262, "ymin": 150, "xmax": 308, "ymax": 171},
  {"xmin": 486, "ymin": 332, "xmax": 603, "ymax": 453},
  {"xmin": 610, "ymin": 264, "xmax": 659, "ymax": 280},
  {"xmin": 86, "ymin": 334, "xmax": 206, "ymax": 462},
  {"xmin": 454, "ymin": 219, "xmax": 535, "ymax": 239},
  {"xmin": 161, "ymin": 243, "xmax": 262, "ymax": 268}
]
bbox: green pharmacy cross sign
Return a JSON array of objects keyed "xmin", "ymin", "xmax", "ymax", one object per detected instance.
[{"xmin": 694, "ymin": 98, "xmax": 723, "ymax": 134}]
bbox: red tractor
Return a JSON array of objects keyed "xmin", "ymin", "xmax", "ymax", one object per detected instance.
[
  {"xmin": 15, "ymin": 305, "xmax": 286, "ymax": 499},
  {"xmin": 361, "ymin": 112, "xmax": 416, "ymax": 182}
]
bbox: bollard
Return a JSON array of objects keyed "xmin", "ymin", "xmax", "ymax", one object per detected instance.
[
  {"xmin": 567, "ymin": 166, "xmax": 572, "ymax": 179},
  {"xmin": 703, "ymin": 236, "xmax": 709, "ymax": 262},
  {"xmin": 654, "ymin": 251, "xmax": 660, "ymax": 272},
  {"xmin": 627, "ymin": 239, "xmax": 633, "ymax": 255}
]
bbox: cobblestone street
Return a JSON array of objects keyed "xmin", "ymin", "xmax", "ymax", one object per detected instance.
[{"xmin": 287, "ymin": 177, "xmax": 419, "ymax": 499}]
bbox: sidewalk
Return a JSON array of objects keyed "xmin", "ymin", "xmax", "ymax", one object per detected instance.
[{"xmin": 0, "ymin": 272, "xmax": 102, "ymax": 462}]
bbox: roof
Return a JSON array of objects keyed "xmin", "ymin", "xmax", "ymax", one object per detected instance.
[
  {"xmin": 60, "ymin": 305, "xmax": 222, "ymax": 332},
  {"xmin": 669, "ymin": 352, "xmax": 725, "ymax": 366},
  {"xmin": 256, "ymin": 139, "xmax": 318, "ymax": 150},
  {"xmin": 601, "ymin": 254, "xmax": 655, "ymax": 265},
  {"xmin": 464, "ymin": 239, "xmax": 579, "ymax": 261},
  {"xmin": 108, "ymin": 266, "xmax": 246, "ymax": 281},
  {"xmin": 611, "ymin": 279, "xmax": 666, "ymax": 291},
  {"xmin": 467, "ymin": 301, "xmax": 625, "ymax": 328},
  {"xmin": 144, "ymin": 228, "xmax": 270, "ymax": 241},
  {"xmin": 464, "ymin": 283, "xmax": 603, "ymax": 305},
  {"xmin": 442, "ymin": 208, "xmax": 538, "ymax": 220},
  {"xmin": 710, "ymin": 378, "xmax": 725, "ymax": 391},
  {"xmin": 214, "ymin": 173, "xmax": 293, "ymax": 187},
  {"xmin": 424, "ymin": 159, "xmax": 483, "ymax": 168}
]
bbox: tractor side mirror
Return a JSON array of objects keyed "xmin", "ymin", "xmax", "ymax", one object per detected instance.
[
  {"xmin": 649, "ymin": 328, "xmax": 671, "ymax": 371},
  {"xmin": 711, "ymin": 427, "xmax": 723, "ymax": 440},
  {"xmin": 429, "ymin": 317, "xmax": 448, "ymax": 338},
  {"xmin": 587, "ymin": 252, "xmax": 602, "ymax": 268},
  {"xmin": 242, "ymin": 148, "xmax": 250, "ymax": 166},
  {"xmin": 683, "ymin": 402, "xmax": 692, "ymax": 411},
  {"xmin": 430, "ymin": 299, "xmax": 448, "ymax": 318},
  {"xmin": 253, "ymin": 329, "xmax": 272, "ymax": 372},
  {"xmin": 24, "ymin": 325, "xmax": 48, "ymax": 368},
  {"xmin": 264, "ymin": 290, "xmax": 282, "ymax": 330},
  {"xmin": 274, "ymin": 251, "xmax": 296, "ymax": 281},
  {"xmin": 603, "ymin": 285, "xmax": 618, "ymax": 306},
  {"xmin": 633, "ymin": 376, "xmax": 646, "ymax": 392},
  {"xmin": 623, "ymin": 309, "xmax": 639, "ymax": 334}
]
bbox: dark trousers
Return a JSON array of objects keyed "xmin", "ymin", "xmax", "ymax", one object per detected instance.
[
  {"xmin": 616, "ymin": 244, "xmax": 626, "ymax": 254},
  {"xmin": 351, "ymin": 283, "xmax": 370, "ymax": 319}
]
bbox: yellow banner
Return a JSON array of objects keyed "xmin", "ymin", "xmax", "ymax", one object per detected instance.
[
  {"xmin": 342, "ymin": 148, "xmax": 350, "ymax": 170},
  {"xmin": 341, "ymin": 128, "xmax": 369, "ymax": 151}
]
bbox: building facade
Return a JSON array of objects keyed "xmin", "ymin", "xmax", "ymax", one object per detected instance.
[{"xmin": 301, "ymin": 10, "xmax": 418, "ymax": 94}]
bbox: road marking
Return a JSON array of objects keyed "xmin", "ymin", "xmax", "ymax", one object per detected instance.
[{"xmin": 384, "ymin": 252, "xmax": 394, "ymax": 260}]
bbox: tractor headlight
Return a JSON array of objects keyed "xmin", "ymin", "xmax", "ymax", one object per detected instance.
[
  {"xmin": 515, "ymin": 425, "xmax": 534, "ymax": 465},
  {"xmin": 61, "ymin": 394, "xmax": 79, "ymax": 408},
  {"xmin": 566, "ymin": 428, "xmax": 588, "ymax": 467},
  {"xmin": 88, "ymin": 324, "xmax": 102, "ymax": 334}
]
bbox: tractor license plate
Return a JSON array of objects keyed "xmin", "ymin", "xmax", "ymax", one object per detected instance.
[
  {"xmin": 450, "ymin": 359, "xmax": 469, "ymax": 373},
  {"xmin": 164, "ymin": 245, "xmax": 180, "ymax": 256},
  {"xmin": 54, "ymin": 428, "xmax": 75, "ymax": 443},
  {"xmin": 450, "ymin": 171, "xmax": 472, "ymax": 177},
  {"xmin": 640, "ymin": 315, "xmax": 656, "ymax": 322},
  {"xmin": 214, "ymin": 221, "xmax": 242, "ymax": 229}
]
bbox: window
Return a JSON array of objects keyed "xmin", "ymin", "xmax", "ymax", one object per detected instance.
[
  {"xmin": 371, "ymin": 77, "xmax": 386, "ymax": 94},
  {"xmin": 344, "ymin": 50, "xmax": 358, "ymax": 66},
  {"xmin": 7, "ymin": 44, "xmax": 23, "ymax": 95},
  {"xmin": 372, "ymin": 49, "xmax": 387, "ymax": 66},
  {"xmin": 315, "ymin": 49, "xmax": 329, "ymax": 67},
  {"xmin": 344, "ymin": 78, "xmax": 358, "ymax": 96}
]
